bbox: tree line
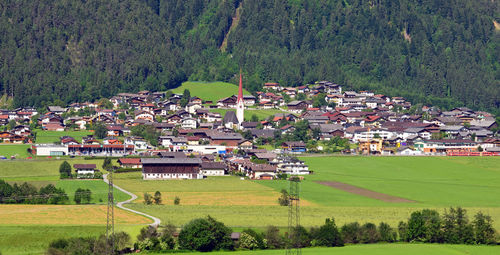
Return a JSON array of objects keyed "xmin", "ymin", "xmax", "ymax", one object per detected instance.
[
  {"xmin": 0, "ymin": 179, "xmax": 68, "ymax": 204},
  {"xmin": 0, "ymin": 0, "xmax": 498, "ymax": 113}
]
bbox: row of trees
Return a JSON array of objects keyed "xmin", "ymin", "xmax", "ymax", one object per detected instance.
[
  {"xmin": 47, "ymin": 232, "xmax": 131, "ymax": 255},
  {"xmin": 137, "ymin": 209, "xmax": 496, "ymax": 253},
  {"xmin": 0, "ymin": 180, "xmax": 68, "ymax": 204}
]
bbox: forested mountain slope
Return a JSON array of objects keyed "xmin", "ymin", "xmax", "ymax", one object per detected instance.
[{"xmin": 0, "ymin": 0, "xmax": 498, "ymax": 112}]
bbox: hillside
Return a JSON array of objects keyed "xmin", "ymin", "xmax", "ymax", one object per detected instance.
[
  {"xmin": 171, "ymin": 81, "xmax": 250, "ymax": 102},
  {"xmin": 0, "ymin": 0, "xmax": 498, "ymax": 113}
]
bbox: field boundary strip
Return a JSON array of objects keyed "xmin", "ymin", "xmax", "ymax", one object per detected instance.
[{"xmin": 315, "ymin": 181, "xmax": 415, "ymax": 203}]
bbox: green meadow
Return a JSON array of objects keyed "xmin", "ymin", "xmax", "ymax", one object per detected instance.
[
  {"xmin": 116, "ymin": 156, "xmax": 500, "ymax": 230},
  {"xmin": 35, "ymin": 130, "xmax": 93, "ymax": 144},
  {"xmin": 0, "ymin": 158, "xmax": 106, "ymax": 181},
  {"xmin": 3, "ymin": 156, "xmax": 500, "ymax": 254},
  {"xmin": 0, "ymin": 158, "xmax": 130, "ymax": 204},
  {"xmin": 209, "ymin": 108, "xmax": 287, "ymax": 121},
  {"xmin": 0, "ymin": 144, "xmax": 31, "ymax": 158},
  {"xmin": 146, "ymin": 244, "xmax": 500, "ymax": 255},
  {"xmin": 0, "ymin": 225, "xmax": 144, "ymax": 255},
  {"xmin": 170, "ymin": 81, "xmax": 251, "ymax": 102}
]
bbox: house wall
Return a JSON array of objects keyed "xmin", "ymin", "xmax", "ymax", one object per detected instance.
[{"xmin": 201, "ymin": 169, "xmax": 225, "ymax": 176}]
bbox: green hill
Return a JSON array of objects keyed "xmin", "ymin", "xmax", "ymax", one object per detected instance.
[
  {"xmin": 171, "ymin": 81, "xmax": 251, "ymax": 102},
  {"xmin": 0, "ymin": 0, "xmax": 498, "ymax": 113}
]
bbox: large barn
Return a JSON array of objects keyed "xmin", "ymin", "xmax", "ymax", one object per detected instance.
[{"xmin": 141, "ymin": 158, "xmax": 202, "ymax": 180}]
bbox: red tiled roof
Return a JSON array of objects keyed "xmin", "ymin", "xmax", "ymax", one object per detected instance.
[{"xmin": 118, "ymin": 158, "xmax": 141, "ymax": 164}]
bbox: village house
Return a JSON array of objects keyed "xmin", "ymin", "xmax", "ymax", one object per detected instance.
[
  {"xmin": 73, "ymin": 164, "xmax": 99, "ymax": 178},
  {"xmin": 201, "ymin": 162, "xmax": 227, "ymax": 176},
  {"xmin": 141, "ymin": 158, "xmax": 203, "ymax": 180},
  {"xmin": 117, "ymin": 158, "xmax": 142, "ymax": 168}
]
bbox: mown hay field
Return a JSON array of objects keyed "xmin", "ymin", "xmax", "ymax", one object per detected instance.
[{"xmin": 0, "ymin": 204, "xmax": 151, "ymax": 225}]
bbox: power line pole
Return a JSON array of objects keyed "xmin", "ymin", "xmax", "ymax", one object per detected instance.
[
  {"xmin": 106, "ymin": 170, "xmax": 115, "ymax": 255},
  {"xmin": 286, "ymin": 176, "xmax": 301, "ymax": 255}
]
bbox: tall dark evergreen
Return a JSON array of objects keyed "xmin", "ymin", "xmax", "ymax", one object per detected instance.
[{"xmin": 0, "ymin": 0, "xmax": 498, "ymax": 113}]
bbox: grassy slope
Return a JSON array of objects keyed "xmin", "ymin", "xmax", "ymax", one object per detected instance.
[
  {"xmin": 170, "ymin": 81, "xmax": 251, "ymax": 102},
  {"xmin": 210, "ymin": 108, "xmax": 286, "ymax": 121},
  {"xmin": 0, "ymin": 144, "xmax": 31, "ymax": 158},
  {"xmin": 35, "ymin": 130, "xmax": 93, "ymax": 144}
]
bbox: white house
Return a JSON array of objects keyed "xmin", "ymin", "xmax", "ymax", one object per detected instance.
[
  {"xmin": 181, "ymin": 118, "xmax": 198, "ymax": 129},
  {"xmin": 125, "ymin": 137, "xmax": 148, "ymax": 150},
  {"xmin": 201, "ymin": 162, "xmax": 226, "ymax": 176}
]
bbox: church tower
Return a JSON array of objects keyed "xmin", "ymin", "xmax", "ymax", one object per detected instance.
[{"xmin": 236, "ymin": 71, "xmax": 244, "ymax": 127}]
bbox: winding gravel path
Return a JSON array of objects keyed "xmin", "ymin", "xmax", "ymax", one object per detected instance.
[{"xmin": 103, "ymin": 174, "xmax": 161, "ymax": 226}]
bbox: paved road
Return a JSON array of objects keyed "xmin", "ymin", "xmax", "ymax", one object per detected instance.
[{"xmin": 103, "ymin": 174, "xmax": 161, "ymax": 227}]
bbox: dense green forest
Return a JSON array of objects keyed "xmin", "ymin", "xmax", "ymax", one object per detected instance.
[{"xmin": 0, "ymin": 0, "xmax": 498, "ymax": 113}]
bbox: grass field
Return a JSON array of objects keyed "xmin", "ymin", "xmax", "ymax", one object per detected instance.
[
  {"xmin": 0, "ymin": 158, "xmax": 106, "ymax": 181},
  {"xmin": 114, "ymin": 157, "xmax": 500, "ymax": 231},
  {"xmin": 0, "ymin": 204, "xmax": 151, "ymax": 225},
  {"xmin": 144, "ymin": 244, "xmax": 500, "ymax": 255},
  {"xmin": 0, "ymin": 144, "xmax": 31, "ymax": 158},
  {"xmin": 35, "ymin": 130, "xmax": 93, "ymax": 144},
  {"xmin": 209, "ymin": 108, "xmax": 287, "ymax": 121},
  {"xmin": 4, "ymin": 156, "xmax": 500, "ymax": 254},
  {"xmin": 170, "ymin": 81, "xmax": 251, "ymax": 102},
  {"xmin": 0, "ymin": 225, "xmax": 145, "ymax": 255}
]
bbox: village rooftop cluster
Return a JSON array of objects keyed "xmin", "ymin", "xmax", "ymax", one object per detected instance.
[{"xmin": 1, "ymin": 80, "xmax": 499, "ymax": 180}]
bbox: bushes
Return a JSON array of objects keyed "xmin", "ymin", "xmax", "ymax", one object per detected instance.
[
  {"xmin": 47, "ymin": 232, "xmax": 130, "ymax": 255},
  {"xmin": 74, "ymin": 188, "xmax": 92, "ymax": 204},
  {"xmin": 402, "ymin": 208, "xmax": 494, "ymax": 245},
  {"xmin": 0, "ymin": 180, "xmax": 68, "ymax": 204},
  {"xmin": 312, "ymin": 218, "xmax": 343, "ymax": 247},
  {"xmin": 174, "ymin": 196, "xmax": 180, "ymax": 205},
  {"xmin": 59, "ymin": 161, "xmax": 71, "ymax": 179},
  {"xmin": 277, "ymin": 189, "xmax": 289, "ymax": 206},
  {"xmin": 178, "ymin": 216, "xmax": 233, "ymax": 252}
]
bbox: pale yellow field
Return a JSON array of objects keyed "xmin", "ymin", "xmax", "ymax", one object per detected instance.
[
  {"xmin": 0, "ymin": 204, "xmax": 152, "ymax": 225},
  {"xmin": 136, "ymin": 191, "xmax": 314, "ymax": 206}
]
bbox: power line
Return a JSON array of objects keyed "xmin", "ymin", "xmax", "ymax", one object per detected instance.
[
  {"xmin": 286, "ymin": 176, "xmax": 301, "ymax": 255},
  {"xmin": 106, "ymin": 170, "xmax": 115, "ymax": 255}
]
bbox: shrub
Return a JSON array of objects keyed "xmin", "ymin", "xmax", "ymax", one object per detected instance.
[
  {"xmin": 241, "ymin": 228, "xmax": 266, "ymax": 249},
  {"xmin": 443, "ymin": 207, "xmax": 474, "ymax": 244},
  {"xmin": 59, "ymin": 161, "xmax": 71, "ymax": 179},
  {"xmin": 290, "ymin": 226, "xmax": 310, "ymax": 248},
  {"xmin": 174, "ymin": 196, "xmax": 180, "ymax": 205},
  {"xmin": 473, "ymin": 212, "xmax": 496, "ymax": 244},
  {"xmin": 360, "ymin": 223, "xmax": 380, "ymax": 243},
  {"xmin": 398, "ymin": 221, "xmax": 409, "ymax": 242},
  {"xmin": 341, "ymin": 222, "xmax": 361, "ymax": 244},
  {"xmin": 278, "ymin": 189, "xmax": 289, "ymax": 206},
  {"xmin": 143, "ymin": 193, "xmax": 153, "ymax": 205},
  {"xmin": 314, "ymin": 218, "xmax": 343, "ymax": 247},
  {"xmin": 178, "ymin": 216, "xmax": 233, "ymax": 252},
  {"xmin": 238, "ymin": 232, "xmax": 259, "ymax": 250},
  {"xmin": 153, "ymin": 191, "xmax": 162, "ymax": 205},
  {"xmin": 378, "ymin": 222, "xmax": 396, "ymax": 243},
  {"xmin": 265, "ymin": 226, "xmax": 285, "ymax": 249}
]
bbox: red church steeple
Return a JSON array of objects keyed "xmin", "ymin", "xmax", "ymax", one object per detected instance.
[{"xmin": 237, "ymin": 71, "xmax": 243, "ymax": 103}]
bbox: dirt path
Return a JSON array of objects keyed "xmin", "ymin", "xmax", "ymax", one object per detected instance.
[
  {"xmin": 103, "ymin": 174, "xmax": 161, "ymax": 226},
  {"xmin": 316, "ymin": 181, "xmax": 415, "ymax": 203}
]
